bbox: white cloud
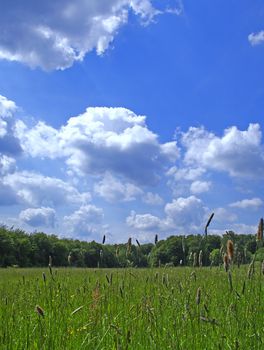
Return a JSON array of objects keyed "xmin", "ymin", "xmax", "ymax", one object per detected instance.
[
  {"xmin": 126, "ymin": 210, "xmax": 162, "ymax": 230},
  {"xmin": 94, "ymin": 172, "xmax": 142, "ymax": 202},
  {"xmin": 164, "ymin": 196, "xmax": 205, "ymax": 229},
  {"xmin": 0, "ymin": 95, "xmax": 22, "ymax": 158},
  {"xmin": 19, "ymin": 207, "xmax": 56, "ymax": 227},
  {"xmin": 18, "ymin": 107, "xmax": 179, "ymax": 185},
  {"xmin": 143, "ymin": 192, "xmax": 163, "ymax": 205},
  {"xmin": 190, "ymin": 180, "xmax": 211, "ymax": 194},
  {"xmin": 127, "ymin": 195, "xmax": 206, "ymax": 234},
  {"xmin": 167, "ymin": 166, "xmax": 205, "ymax": 181},
  {"xmin": 181, "ymin": 124, "xmax": 264, "ymax": 178},
  {"xmin": 0, "ymin": 0, "xmax": 178, "ymax": 70},
  {"xmin": 63, "ymin": 204, "xmax": 104, "ymax": 238},
  {"xmin": 229, "ymin": 197, "xmax": 263, "ymax": 209},
  {"xmin": 15, "ymin": 120, "xmax": 59, "ymax": 159},
  {"xmin": 0, "ymin": 155, "xmax": 16, "ymax": 176},
  {"xmin": 3, "ymin": 171, "xmax": 91, "ymax": 207},
  {"xmin": 212, "ymin": 207, "xmax": 237, "ymax": 223},
  {"xmin": 248, "ymin": 31, "xmax": 264, "ymax": 46}
]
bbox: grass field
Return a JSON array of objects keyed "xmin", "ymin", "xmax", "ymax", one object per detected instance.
[{"xmin": 0, "ymin": 265, "xmax": 263, "ymax": 350}]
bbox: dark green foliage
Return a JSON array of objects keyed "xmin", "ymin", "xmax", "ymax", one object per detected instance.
[{"xmin": 0, "ymin": 225, "xmax": 258, "ymax": 268}]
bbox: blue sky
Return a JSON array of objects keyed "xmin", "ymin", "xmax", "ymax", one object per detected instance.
[{"xmin": 0, "ymin": 0, "xmax": 263, "ymax": 242}]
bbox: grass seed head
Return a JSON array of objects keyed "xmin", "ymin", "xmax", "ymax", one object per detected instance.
[
  {"xmin": 127, "ymin": 237, "xmax": 132, "ymax": 255},
  {"xmin": 35, "ymin": 305, "xmax": 45, "ymax": 317},
  {"xmin": 257, "ymin": 218, "xmax": 263, "ymax": 241},
  {"xmin": 227, "ymin": 240, "xmax": 234, "ymax": 262}
]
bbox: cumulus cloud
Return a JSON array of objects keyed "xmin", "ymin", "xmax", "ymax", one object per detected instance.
[
  {"xmin": 19, "ymin": 207, "xmax": 56, "ymax": 227},
  {"xmin": 248, "ymin": 31, "xmax": 264, "ymax": 46},
  {"xmin": 0, "ymin": 155, "xmax": 16, "ymax": 176},
  {"xmin": 190, "ymin": 180, "xmax": 211, "ymax": 194},
  {"xmin": 143, "ymin": 192, "xmax": 163, "ymax": 205},
  {"xmin": 229, "ymin": 197, "xmax": 263, "ymax": 209},
  {"xmin": 94, "ymin": 172, "xmax": 142, "ymax": 202},
  {"xmin": 0, "ymin": 0, "xmax": 180, "ymax": 70},
  {"xmin": 18, "ymin": 107, "xmax": 179, "ymax": 185},
  {"xmin": 164, "ymin": 196, "xmax": 205, "ymax": 229},
  {"xmin": 3, "ymin": 171, "xmax": 91, "ymax": 207},
  {"xmin": 181, "ymin": 124, "xmax": 264, "ymax": 178},
  {"xmin": 15, "ymin": 120, "xmax": 59, "ymax": 159},
  {"xmin": 127, "ymin": 195, "xmax": 206, "ymax": 234},
  {"xmin": 212, "ymin": 207, "xmax": 237, "ymax": 223},
  {"xmin": 0, "ymin": 95, "xmax": 17, "ymax": 118},
  {"xmin": 0, "ymin": 95, "xmax": 22, "ymax": 158},
  {"xmin": 126, "ymin": 210, "xmax": 162, "ymax": 230},
  {"xmin": 63, "ymin": 204, "xmax": 104, "ymax": 238},
  {"xmin": 167, "ymin": 166, "xmax": 205, "ymax": 181}
]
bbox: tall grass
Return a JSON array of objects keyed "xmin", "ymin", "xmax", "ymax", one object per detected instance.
[{"xmin": 0, "ymin": 265, "xmax": 263, "ymax": 349}]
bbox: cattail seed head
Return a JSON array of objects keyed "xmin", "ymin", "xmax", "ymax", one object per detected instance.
[
  {"xmin": 257, "ymin": 218, "xmax": 263, "ymax": 241},
  {"xmin": 48, "ymin": 255, "xmax": 52, "ymax": 267},
  {"xmin": 227, "ymin": 240, "xmax": 234, "ymax": 262},
  {"xmin": 155, "ymin": 234, "xmax": 158, "ymax": 245},
  {"xmin": 102, "ymin": 235, "xmax": 106, "ymax": 244},
  {"xmin": 127, "ymin": 237, "xmax": 132, "ymax": 255},
  {"xmin": 136, "ymin": 239, "xmax": 141, "ymax": 248},
  {"xmin": 115, "ymin": 246, "xmax": 119, "ymax": 258}
]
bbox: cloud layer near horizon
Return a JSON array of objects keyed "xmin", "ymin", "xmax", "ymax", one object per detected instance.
[{"xmin": 0, "ymin": 94, "xmax": 263, "ymax": 241}]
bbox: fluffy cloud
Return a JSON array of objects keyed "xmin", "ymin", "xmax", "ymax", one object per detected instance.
[
  {"xmin": 18, "ymin": 107, "xmax": 179, "ymax": 185},
  {"xmin": 3, "ymin": 171, "xmax": 91, "ymax": 207},
  {"xmin": 229, "ymin": 197, "xmax": 263, "ymax": 209},
  {"xmin": 164, "ymin": 196, "xmax": 205, "ymax": 229},
  {"xmin": 63, "ymin": 205, "xmax": 104, "ymax": 238},
  {"xmin": 126, "ymin": 210, "xmax": 162, "ymax": 230},
  {"xmin": 0, "ymin": 95, "xmax": 17, "ymax": 118},
  {"xmin": 181, "ymin": 124, "xmax": 264, "ymax": 178},
  {"xmin": 94, "ymin": 173, "xmax": 142, "ymax": 202},
  {"xmin": 0, "ymin": 95, "xmax": 22, "ymax": 158},
  {"xmin": 190, "ymin": 180, "xmax": 211, "ymax": 194},
  {"xmin": 19, "ymin": 207, "xmax": 56, "ymax": 227},
  {"xmin": 0, "ymin": 0, "xmax": 179, "ymax": 70},
  {"xmin": 127, "ymin": 195, "xmax": 206, "ymax": 234},
  {"xmin": 212, "ymin": 207, "xmax": 237, "ymax": 223},
  {"xmin": 15, "ymin": 120, "xmax": 59, "ymax": 159},
  {"xmin": 143, "ymin": 192, "xmax": 163, "ymax": 205},
  {"xmin": 0, "ymin": 155, "xmax": 16, "ymax": 176},
  {"xmin": 167, "ymin": 166, "xmax": 205, "ymax": 181},
  {"xmin": 248, "ymin": 31, "xmax": 264, "ymax": 46}
]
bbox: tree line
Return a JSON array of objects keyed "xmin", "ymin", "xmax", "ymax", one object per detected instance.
[{"xmin": 0, "ymin": 224, "xmax": 263, "ymax": 268}]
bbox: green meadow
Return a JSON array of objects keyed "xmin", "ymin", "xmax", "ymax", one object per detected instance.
[{"xmin": 0, "ymin": 265, "xmax": 263, "ymax": 350}]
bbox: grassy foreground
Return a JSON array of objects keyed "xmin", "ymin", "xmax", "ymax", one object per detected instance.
[{"xmin": 0, "ymin": 266, "xmax": 263, "ymax": 350}]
